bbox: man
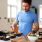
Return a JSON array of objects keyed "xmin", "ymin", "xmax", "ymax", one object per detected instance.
[{"xmin": 11, "ymin": 0, "xmax": 39, "ymax": 36}]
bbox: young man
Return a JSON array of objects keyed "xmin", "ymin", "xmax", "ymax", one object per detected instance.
[{"xmin": 11, "ymin": 0, "xmax": 39, "ymax": 36}]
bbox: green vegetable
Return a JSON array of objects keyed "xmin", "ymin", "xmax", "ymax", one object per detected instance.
[{"xmin": 29, "ymin": 34, "xmax": 37, "ymax": 37}]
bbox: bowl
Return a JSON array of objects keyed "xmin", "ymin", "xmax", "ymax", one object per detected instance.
[{"xmin": 27, "ymin": 35, "xmax": 39, "ymax": 42}]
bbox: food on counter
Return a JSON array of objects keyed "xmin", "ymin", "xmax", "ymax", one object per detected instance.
[
  {"xmin": 29, "ymin": 34, "xmax": 37, "ymax": 37},
  {"xmin": 9, "ymin": 33, "xmax": 16, "ymax": 39}
]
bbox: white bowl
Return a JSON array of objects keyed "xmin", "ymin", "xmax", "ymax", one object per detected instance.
[{"xmin": 27, "ymin": 35, "xmax": 39, "ymax": 42}]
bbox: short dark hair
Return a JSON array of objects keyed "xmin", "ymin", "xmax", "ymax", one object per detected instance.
[{"xmin": 22, "ymin": 0, "xmax": 32, "ymax": 5}]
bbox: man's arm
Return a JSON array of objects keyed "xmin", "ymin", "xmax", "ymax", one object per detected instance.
[
  {"xmin": 10, "ymin": 12, "xmax": 20, "ymax": 33},
  {"xmin": 11, "ymin": 19, "xmax": 18, "ymax": 33},
  {"xmin": 32, "ymin": 22, "xmax": 39, "ymax": 33},
  {"xmin": 28, "ymin": 13, "xmax": 39, "ymax": 35},
  {"xmin": 28, "ymin": 22, "xmax": 39, "ymax": 35},
  {"xmin": 32, "ymin": 13, "xmax": 39, "ymax": 33}
]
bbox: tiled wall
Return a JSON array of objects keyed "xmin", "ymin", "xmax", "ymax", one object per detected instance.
[
  {"xmin": 0, "ymin": 18, "xmax": 10, "ymax": 31},
  {"xmin": 0, "ymin": 18, "xmax": 15, "ymax": 31}
]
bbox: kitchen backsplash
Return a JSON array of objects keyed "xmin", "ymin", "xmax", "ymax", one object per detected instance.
[{"xmin": 0, "ymin": 17, "xmax": 15, "ymax": 31}]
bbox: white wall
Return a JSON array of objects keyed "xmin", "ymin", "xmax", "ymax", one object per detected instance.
[
  {"xmin": 32, "ymin": 0, "xmax": 42, "ymax": 8},
  {"xmin": 0, "ymin": 0, "xmax": 7, "ymax": 17}
]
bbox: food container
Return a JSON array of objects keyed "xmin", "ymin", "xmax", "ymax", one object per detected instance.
[{"xmin": 27, "ymin": 34, "xmax": 39, "ymax": 42}]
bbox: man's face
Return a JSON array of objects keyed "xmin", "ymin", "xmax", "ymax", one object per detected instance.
[{"xmin": 22, "ymin": 2, "xmax": 31, "ymax": 12}]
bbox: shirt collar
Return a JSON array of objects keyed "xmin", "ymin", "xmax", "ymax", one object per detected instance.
[{"xmin": 22, "ymin": 10, "xmax": 31, "ymax": 14}]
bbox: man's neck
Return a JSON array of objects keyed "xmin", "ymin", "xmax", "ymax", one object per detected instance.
[{"xmin": 22, "ymin": 10, "xmax": 30, "ymax": 13}]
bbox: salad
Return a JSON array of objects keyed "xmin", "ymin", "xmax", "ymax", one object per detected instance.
[{"xmin": 28, "ymin": 34, "xmax": 37, "ymax": 37}]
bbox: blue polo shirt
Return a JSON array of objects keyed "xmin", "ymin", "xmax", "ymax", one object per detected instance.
[{"xmin": 16, "ymin": 10, "xmax": 38, "ymax": 36}]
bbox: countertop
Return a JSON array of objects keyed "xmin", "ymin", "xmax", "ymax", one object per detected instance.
[
  {"xmin": 11, "ymin": 36, "xmax": 42, "ymax": 42},
  {"xmin": 11, "ymin": 36, "xmax": 31, "ymax": 42},
  {"xmin": 0, "ymin": 36, "xmax": 42, "ymax": 42},
  {"xmin": 0, "ymin": 40, "xmax": 10, "ymax": 42}
]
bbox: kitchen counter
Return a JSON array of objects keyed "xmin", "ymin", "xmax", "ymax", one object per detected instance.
[
  {"xmin": 11, "ymin": 36, "xmax": 42, "ymax": 42},
  {"xmin": 0, "ymin": 36, "xmax": 42, "ymax": 42},
  {"xmin": 11, "ymin": 36, "xmax": 30, "ymax": 42},
  {"xmin": 0, "ymin": 40, "xmax": 10, "ymax": 42}
]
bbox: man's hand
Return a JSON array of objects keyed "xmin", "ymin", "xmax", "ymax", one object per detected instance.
[
  {"xmin": 10, "ymin": 20, "xmax": 18, "ymax": 33},
  {"xmin": 11, "ymin": 23, "xmax": 18, "ymax": 33},
  {"xmin": 27, "ymin": 32, "xmax": 33, "ymax": 36}
]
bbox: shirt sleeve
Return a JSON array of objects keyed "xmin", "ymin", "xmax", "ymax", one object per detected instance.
[
  {"xmin": 16, "ymin": 13, "xmax": 19, "ymax": 24},
  {"xmin": 33, "ymin": 14, "xmax": 38, "ymax": 23}
]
